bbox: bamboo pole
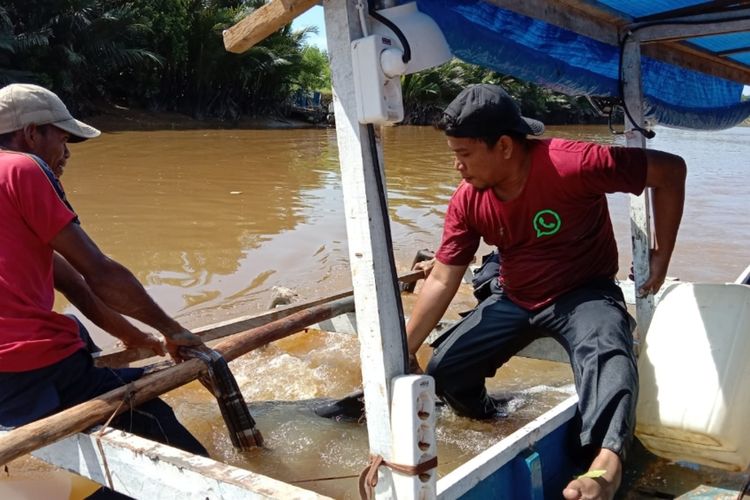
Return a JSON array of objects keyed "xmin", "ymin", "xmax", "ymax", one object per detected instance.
[
  {"xmin": 94, "ymin": 290, "xmax": 352, "ymax": 368},
  {"xmin": 0, "ymin": 296, "xmax": 356, "ymax": 467},
  {"xmin": 95, "ymin": 269, "xmax": 426, "ymax": 368}
]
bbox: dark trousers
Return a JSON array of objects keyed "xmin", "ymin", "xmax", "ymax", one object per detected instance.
[
  {"xmin": 427, "ymin": 278, "xmax": 638, "ymax": 460},
  {"xmin": 0, "ymin": 322, "xmax": 207, "ymax": 500},
  {"xmin": 0, "ymin": 349, "xmax": 207, "ymax": 457}
]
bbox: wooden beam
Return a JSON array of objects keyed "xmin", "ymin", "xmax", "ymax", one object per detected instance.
[
  {"xmin": 625, "ymin": 9, "xmax": 750, "ymax": 83},
  {"xmin": 0, "ymin": 297, "xmax": 354, "ymax": 467},
  {"xmin": 94, "ymin": 291, "xmax": 348, "ymax": 368},
  {"xmin": 629, "ymin": 10, "xmax": 750, "ymax": 43},
  {"xmin": 622, "ymin": 39, "xmax": 656, "ymax": 340},
  {"xmin": 634, "ymin": 0, "xmax": 750, "ymax": 23},
  {"xmin": 642, "ymin": 41, "xmax": 750, "ymax": 84},
  {"xmin": 94, "ymin": 269, "xmax": 425, "ymax": 369},
  {"xmin": 485, "ymin": 0, "xmax": 621, "ymax": 45},
  {"xmin": 223, "ymin": 0, "xmax": 319, "ymax": 54},
  {"xmin": 29, "ymin": 429, "xmax": 330, "ymax": 499}
]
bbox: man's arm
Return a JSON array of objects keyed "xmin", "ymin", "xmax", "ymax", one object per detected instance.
[
  {"xmin": 406, "ymin": 260, "xmax": 468, "ymax": 355},
  {"xmin": 640, "ymin": 149, "xmax": 687, "ymax": 295},
  {"xmin": 51, "ymin": 222, "xmax": 202, "ymax": 360},
  {"xmin": 53, "ymin": 253, "xmax": 166, "ymax": 356}
]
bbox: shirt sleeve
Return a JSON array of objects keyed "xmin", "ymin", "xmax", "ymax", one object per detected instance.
[
  {"xmin": 578, "ymin": 143, "xmax": 648, "ymax": 195},
  {"xmin": 435, "ymin": 185, "xmax": 481, "ymax": 266},
  {"xmin": 10, "ymin": 156, "xmax": 77, "ymax": 244}
]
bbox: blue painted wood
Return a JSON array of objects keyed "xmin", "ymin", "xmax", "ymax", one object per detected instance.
[
  {"xmin": 524, "ymin": 451, "xmax": 543, "ymax": 500},
  {"xmin": 677, "ymin": 485, "xmax": 740, "ymax": 498},
  {"xmin": 459, "ymin": 417, "xmax": 580, "ymax": 500}
]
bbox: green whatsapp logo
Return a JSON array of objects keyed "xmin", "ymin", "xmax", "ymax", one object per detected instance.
[{"xmin": 533, "ymin": 209, "xmax": 562, "ymax": 238}]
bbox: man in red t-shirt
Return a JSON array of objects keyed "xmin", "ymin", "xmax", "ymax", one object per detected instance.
[
  {"xmin": 0, "ymin": 84, "xmax": 207, "ymax": 460},
  {"xmin": 406, "ymin": 85, "xmax": 686, "ymax": 500}
]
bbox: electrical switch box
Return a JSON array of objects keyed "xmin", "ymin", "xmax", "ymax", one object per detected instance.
[{"xmin": 351, "ymin": 34, "xmax": 404, "ymax": 125}]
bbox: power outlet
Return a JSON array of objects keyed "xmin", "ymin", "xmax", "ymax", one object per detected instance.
[{"xmin": 351, "ymin": 34, "xmax": 404, "ymax": 125}]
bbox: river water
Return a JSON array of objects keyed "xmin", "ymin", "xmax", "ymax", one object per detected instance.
[
  {"xmin": 32, "ymin": 124, "xmax": 750, "ymax": 497},
  {"xmin": 60, "ymin": 124, "xmax": 749, "ymax": 324}
]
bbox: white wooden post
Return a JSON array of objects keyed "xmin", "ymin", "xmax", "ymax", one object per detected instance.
[
  {"xmin": 324, "ymin": 0, "xmax": 409, "ymax": 496},
  {"xmin": 622, "ymin": 36, "xmax": 655, "ymax": 339}
]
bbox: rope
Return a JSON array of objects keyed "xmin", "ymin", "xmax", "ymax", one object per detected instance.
[
  {"xmin": 358, "ymin": 454, "xmax": 438, "ymax": 499},
  {"xmin": 292, "ymin": 473, "xmax": 360, "ymax": 484},
  {"xmin": 94, "ymin": 382, "xmax": 136, "ymax": 491}
]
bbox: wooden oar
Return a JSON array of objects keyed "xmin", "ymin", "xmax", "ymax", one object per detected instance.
[
  {"xmin": 0, "ymin": 296, "xmax": 355, "ymax": 467},
  {"xmin": 223, "ymin": 0, "xmax": 319, "ymax": 54},
  {"xmin": 95, "ymin": 269, "xmax": 426, "ymax": 368}
]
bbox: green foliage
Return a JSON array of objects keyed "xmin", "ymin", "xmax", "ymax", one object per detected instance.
[
  {"xmin": 0, "ymin": 5, "xmax": 49, "ymax": 84},
  {"xmin": 0, "ymin": 0, "xmax": 328, "ymax": 120},
  {"xmin": 1, "ymin": 0, "xmax": 163, "ymax": 114},
  {"xmin": 0, "ymin": 1, "xmax": 596, "ymax": 124},
  {"xmin": 295, "ymin": 45, "xmax": 330, "ymax": 92},
  {"xmin": 401, "ymin": 59, "xmax": 600, "ymax": 126}
]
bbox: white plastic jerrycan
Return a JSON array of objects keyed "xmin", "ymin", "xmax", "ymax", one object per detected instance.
[{"xmin": 636, "ymin": 282, "xmax": 750, "ymax": 471}]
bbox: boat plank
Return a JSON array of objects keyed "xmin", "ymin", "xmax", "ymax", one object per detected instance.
[{"xmin": 28, "ymin": 428, "xmax": 329, "ymax": 499}]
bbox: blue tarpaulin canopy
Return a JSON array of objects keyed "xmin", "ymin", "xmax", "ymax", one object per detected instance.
[{"xmin": 414, "ymin": 0, "xmax": 750, "ymax": 130}]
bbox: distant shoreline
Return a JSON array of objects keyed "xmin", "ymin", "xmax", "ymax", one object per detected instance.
[
  {"xmin": 86, "ymin": 106, "xmax": 326, "ymax": 132},
  {"xmin": 85, "ymin": 105, "xmax": 750, "ymax": 132}
]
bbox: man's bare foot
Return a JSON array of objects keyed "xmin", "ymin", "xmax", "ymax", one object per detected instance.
[{"xmin": 562, "ymin": 448, "xmax": 622, "ymax": 500}]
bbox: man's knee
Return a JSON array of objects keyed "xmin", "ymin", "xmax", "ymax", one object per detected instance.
[
  {"xmin": 425, "ymin": 357, "xmax": 454, "ymax": 397},
  {"xmin": 113, "ymin": 397, "xmax": 208, "ymax": 457}
]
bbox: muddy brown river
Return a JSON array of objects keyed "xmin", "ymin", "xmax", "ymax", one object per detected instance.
[{"xmin": 5, "ymin": 124, "xmax": 749, "ymax": 499}]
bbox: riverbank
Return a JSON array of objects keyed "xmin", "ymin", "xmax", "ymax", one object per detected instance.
[
  {"xmin": 84, "ymin": 104, "xmax": 604, "ymax": 132},
  {"xmin": 86, "ymin": 106, "xmax": 324, "ymax": 133}
]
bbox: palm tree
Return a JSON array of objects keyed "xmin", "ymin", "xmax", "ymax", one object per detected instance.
[
  {"xmin": 1, "ymin": 0, "xmax": 161, "ymax": 113},
  {"xmin": 0, "ymin": 5, "xmax": 49, "ymax": 85}
]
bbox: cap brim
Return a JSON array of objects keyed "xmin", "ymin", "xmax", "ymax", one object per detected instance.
[
  {"xmin": 53, "ymin": 118, "xmax": 101, "ymax": 143},
  {"xmin": 521, "ymin": 116, "xmax": 545, "ymax": 136}
]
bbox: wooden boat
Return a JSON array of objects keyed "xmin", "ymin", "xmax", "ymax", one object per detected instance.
[
  {"xmin": 2, "ymin": 268, "xmax": 748, "ymax": 499},
  {"xmin": 3, "ymin": 1, "xmax": 750, "ymax": 499}
]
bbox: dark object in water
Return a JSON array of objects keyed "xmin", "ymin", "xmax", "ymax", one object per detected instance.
[
  {"xmin": 315, "ymin": 388, "xmax": 456, "ymax": 422},
  {"xmin": 180, "ymin": 346, "xmax": 263, "ymax": 448},
  {"xmin": 314, "ymin": 390, "xmax": 366, "ymax": 423}
]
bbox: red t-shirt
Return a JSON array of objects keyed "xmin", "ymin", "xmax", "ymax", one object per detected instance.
[
  {"xmin": 436, "ymin": 138, "xmax": 648, "ymax": 310},
  {"xmin": 0, "ymin": 151, "xmax": 83, "ymax": 372}
]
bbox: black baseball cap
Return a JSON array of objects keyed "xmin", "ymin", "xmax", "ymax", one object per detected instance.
[{"xmin": 441, "ymin": 84, "xmax": 544, "ymax": 138}]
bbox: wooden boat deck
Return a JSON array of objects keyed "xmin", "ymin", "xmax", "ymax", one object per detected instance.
[{"xmin": 622, "ymin": 440, "xmax": 749, "ymax": 499}]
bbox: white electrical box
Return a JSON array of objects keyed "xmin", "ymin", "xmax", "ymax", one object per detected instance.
[
  {"xmin": 391, "ymin": 374, "xmax": 437, "ymax": 498},
  {"xmin": 351, "ymin": 35, "xmax": 404, "ymax": 125}
]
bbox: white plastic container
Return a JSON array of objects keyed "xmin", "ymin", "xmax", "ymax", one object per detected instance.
[{"xmin": 636, "ymin": 282, "xmax": 750, "ymax": 471}]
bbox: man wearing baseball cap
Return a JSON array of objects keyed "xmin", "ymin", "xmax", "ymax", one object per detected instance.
[
  {"xmin": 403, "ymin": 84, "xmax": 686, "ymax": 499},
  {"xmin": 0, "ymin": 84, "xmax": 208, "ymax": 462}
]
